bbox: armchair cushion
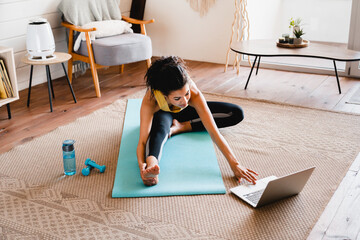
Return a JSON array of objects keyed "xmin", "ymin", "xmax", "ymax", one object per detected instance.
[
  {"xmin": 76, "ymin": 33, "xmax": 152, "ymax": 66},
  {"xmin": 73, "ymin": 20, "xmax": 134, "ymax": 51}
]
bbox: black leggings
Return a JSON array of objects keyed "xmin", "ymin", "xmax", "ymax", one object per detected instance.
[{"xmin": 146, "ymin": 101, "xmax": 244, "ymax": 161}]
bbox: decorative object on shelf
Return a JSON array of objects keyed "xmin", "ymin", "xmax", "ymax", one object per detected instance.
[
  {"xmin": 289, "ymin": 37, "xmax": 294, "ymax": 44},
  {"xmin": 293, "ymin": 28, "xmax": 305, "ymax": 44},
  {"xmin": 225, "ymin": 0, "xmax": 250, "ymax": 74},
  {"xmin": 276, "ymin": 39, "xmax": 309, "ymax": 48},
  {"xmin": 26, "ymin": 17, "xmax": 55, "ymax": 61},
  {"xmin": 187, "ymin": 0, "xmax": 216, "ymax": 17},
  {"xmin": 289, "ymin": 17, "xmax": 302, "ymax": 38},
  {"xmin": 282, "ymin": 33, "xmax": 289, "ymax": 43},
  {"xmin": 277, "ymin": 17, "xmax": 307, "ymax": 48},
  {"xmin": 278, "ymin": 37, "xmax": 286, "ymax": 43}
]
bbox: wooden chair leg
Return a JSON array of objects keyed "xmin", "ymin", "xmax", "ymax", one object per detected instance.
[
  {"xmin": 67, "ymin": 57, "xmax": 73, "ymax": 83},
  {"xmin": 85, "ymin": 32, "xmax": 101, "ymax": 97},
  {"xmin": 146, "ymin": 59, "xmax": 151, "ymax": 69},
  {"xmin": 67, "ymin": 29, "xmax": 74, "ymax": 84},
  {"xmin": 89, "ymin": 59, "xmax": 101, "ymax": 97},
  {"xmin": 119, "ymin": 64, "xmax": 124, "ymax": 74}
]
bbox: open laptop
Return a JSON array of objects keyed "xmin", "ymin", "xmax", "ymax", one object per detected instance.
[{"xmin": 230, "ymin": 167, "xmax": 315, "ymax": 208}]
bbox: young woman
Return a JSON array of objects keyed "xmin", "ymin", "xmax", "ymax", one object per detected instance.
[{"xmin": 137, "ymin": 56, "xmax": 258, "ymax": 186}]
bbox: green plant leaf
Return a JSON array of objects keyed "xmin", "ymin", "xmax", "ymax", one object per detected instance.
[{"xmin": 293, "ymin": 28, "xmax": 305, "ymax": 38}]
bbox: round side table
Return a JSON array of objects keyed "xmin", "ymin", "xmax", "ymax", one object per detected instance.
[{"xmin": 21, "ymin": 52, "xmax": 77, "ymax": 112}]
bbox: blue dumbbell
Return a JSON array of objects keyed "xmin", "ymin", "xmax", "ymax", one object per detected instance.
[
  {"xmin": 81, "ymin": 165, "xmax": 93, "ymax": 176},
  {"xmin": 85, "ymin": 158, "xmax": 106, "ymax": 173}
]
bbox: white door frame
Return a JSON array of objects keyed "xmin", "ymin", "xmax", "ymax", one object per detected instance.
[{"xmin": 347, "ymin": 0, "xmax": 360, "ymax": 77}]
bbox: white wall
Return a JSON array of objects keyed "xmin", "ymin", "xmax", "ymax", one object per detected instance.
[
  {"xmin": 246, "ymin": 0, "xmax": 352, "ymax": 43},
  {"xmin": 144, "ymin": 0, "xmax": 236, "ymax": 64},
  {"xmin": 144, "ymin": 0, "xmax": 352, "ymax": 65},
  {"xmin": 0, "ymin": 0, "xmax": 352, "ymax": 91},
  {"xmin": 0, "ymin": 0, "xmax": 132, "ymax": 91}
]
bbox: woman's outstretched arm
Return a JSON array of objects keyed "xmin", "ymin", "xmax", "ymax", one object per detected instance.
[
  {"xmin": 137, "ymin": 90, "xmax": 158, "ymax": 185},
  {"xmin": 189, "ymin": 85, "xmax": 258, "ymax": 184}
]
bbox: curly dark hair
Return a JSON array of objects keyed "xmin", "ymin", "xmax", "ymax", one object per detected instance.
[{"xmin": 145, "ymin": 56, "xmax": 190, "ymax": 96}]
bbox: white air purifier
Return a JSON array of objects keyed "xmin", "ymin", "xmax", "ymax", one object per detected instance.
[{"xmin": 26, "ymin": 17, "xmax": 55, "ymax": 61}]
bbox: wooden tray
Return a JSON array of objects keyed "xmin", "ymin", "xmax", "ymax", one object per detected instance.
[{"xmin": 277, "ymin": 39, "xmax": 309, "ymax": 48}]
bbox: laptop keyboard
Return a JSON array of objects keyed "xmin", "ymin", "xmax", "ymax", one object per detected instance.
[{"xmin": 243, "ymin": 189, "xmax": 264, "ymax": 204}]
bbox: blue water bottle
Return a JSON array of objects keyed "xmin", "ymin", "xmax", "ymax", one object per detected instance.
[{"xmin": 62, "ymin": 139, "xmax": 76, "ymax": 175}]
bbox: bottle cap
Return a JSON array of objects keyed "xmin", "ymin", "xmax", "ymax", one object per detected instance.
[{"xmin": 62, "ymin": 139, "xmax": 75, "ymax": 152}]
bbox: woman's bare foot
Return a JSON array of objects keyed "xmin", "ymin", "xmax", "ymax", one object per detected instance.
[
  {"xmin": 144, "ymin": 164, "xmax": 160, "ymax": 178},
  {"xmin": 143, "ymin": 176, "xmax": 158, "ymax": 186},
  {"xmin": 169, "ymin": 119, "xmax": 192, "ymax": 137},
  {"xmin": 144, "ymin": 156, "xmax": 160, "ymax": 178}
]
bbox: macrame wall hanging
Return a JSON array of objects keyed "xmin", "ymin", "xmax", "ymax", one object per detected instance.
[
  {"xmin": 187, "ymin": 0, "xmax": 216, "ymax": 17},
  {"xmin": 224, "ymin": 0, "xmax": 250, "ymax": 74}
]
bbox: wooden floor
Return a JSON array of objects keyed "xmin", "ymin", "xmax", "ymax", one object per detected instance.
[{"xmin": 0, "ymin": 59, "xmax": 359, "ymax": 238}]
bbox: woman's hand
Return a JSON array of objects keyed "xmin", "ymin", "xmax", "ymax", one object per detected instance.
[
  {"xmin": 231, "ymin": 163, "xmax": 258, "ymax": 184},
  {"xmin": 140, "ymin": 163, "xmax": 158, "ymax": 186}
]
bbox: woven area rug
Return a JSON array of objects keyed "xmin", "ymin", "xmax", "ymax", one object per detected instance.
[{"xmin": 1, "ymin": 91, "xmax": 359, "ymax": 239}]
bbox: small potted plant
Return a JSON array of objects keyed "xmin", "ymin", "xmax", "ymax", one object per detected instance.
[{"xmin": 293, "ymin": 28, "xmax": 305, "ymax": 44}]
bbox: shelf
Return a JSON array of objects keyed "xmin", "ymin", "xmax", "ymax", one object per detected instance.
[
  {"xmin": 0, "ymin": 97, "xmax": 18, "ymax": 105},
  {"xmin": 0, "ymin": 46, "xmax": 19, "ymax": 108}
]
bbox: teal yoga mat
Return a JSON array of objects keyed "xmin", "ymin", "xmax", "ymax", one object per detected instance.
[{"xmin": 112, "ymin": 99, "xmax": 226, "ymax": 197}]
